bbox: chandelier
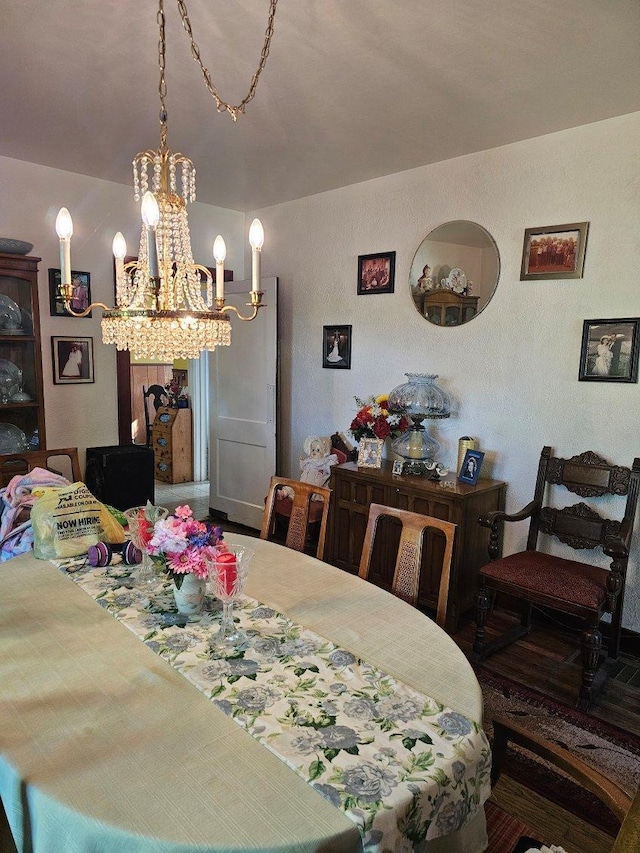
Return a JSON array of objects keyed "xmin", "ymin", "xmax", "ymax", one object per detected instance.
[{"xmin": 54, "ymin": 0, "xmax": 279, "ymax": 361}]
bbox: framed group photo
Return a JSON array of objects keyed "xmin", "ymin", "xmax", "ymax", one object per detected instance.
[
  {"xmin": 357, "ymin": 437, "xmax": 384, "ymax": 469},
  {"xmin": 323, "ymin": 324, "xmax": 352, "ymax": 369},
  {"xmin": 458, "ymin": 449, "xmax": 484, "ymax": 485},
  {"xmin": 520, "ymin": 222, "xmax": 589, "ymax": 281},
  {"xmin": 48, "ymin": 269, "xmax": 92, "ymax": 317},
  {"xmin": 357, "ymin": 251, "xmax": 396, "ymax": 295},
  {"xmin": 578, "ymin": 318, "xmax": 640, "ymax": 383},
  {"xmin": 51, "ymin": 336, "xmax": 95, "ymax": 384}
]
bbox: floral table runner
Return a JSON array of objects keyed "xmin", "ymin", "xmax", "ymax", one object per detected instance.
[{"xmin": 58, "ymin": 558, "xmax": 491, "ymax": 852}]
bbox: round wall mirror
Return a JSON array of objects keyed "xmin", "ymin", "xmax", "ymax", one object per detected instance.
[{"xmin": 409, "ymin": 220, "xmax": 500, "ymax": 326}]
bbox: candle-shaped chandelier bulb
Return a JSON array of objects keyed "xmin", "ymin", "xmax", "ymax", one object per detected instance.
[
  {"xmin": 55, "ymin": 207, "xmax": 73, "ymax": 286},
  {"xmin": 141, "ymin": 191, "xmax": 160, "ymax": 278},
  {"xmin": 213, "ymin": 235, "xmax": 226, "ymax": 301},
  {"xmin": 249, "ymin": 218, "xmax": 264, "ymax": 293},
  {"xmin": 112, "ymin": 231, "xmax": 127, "ymax": 285}
]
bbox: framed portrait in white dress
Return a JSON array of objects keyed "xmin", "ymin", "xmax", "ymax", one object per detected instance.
[
  {"xmin": 322, "ymin": 324, "xmax": 352, "ymax": 369},
  {"xmin": 51, "ymin": 336, "xmax": 95, "ymax": 384}
]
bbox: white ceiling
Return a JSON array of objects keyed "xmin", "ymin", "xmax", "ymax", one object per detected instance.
[{"xmin": 1, "ymin": 1, "xmax": 639, "ymax": 212}]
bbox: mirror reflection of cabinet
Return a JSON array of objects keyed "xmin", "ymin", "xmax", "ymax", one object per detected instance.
[
  {"xmin": 0, "ymin": 253, "xmax": 46, "ymax": 452},
  {"xmin": 409, "ymin": 221, "xmax": 500, "ymax": 327},
  {"xmin": 423, "ymin": 290, "xmax": 480, "ymax": 326}
]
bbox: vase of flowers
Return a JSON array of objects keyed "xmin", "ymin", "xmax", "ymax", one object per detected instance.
[
  {"xmin": 350, "ymin": 394, "xmax": 410, "ymax": 445},
  {"xmin": 145, "ymin": 504, "xmax": 225, "ymax": 615}
]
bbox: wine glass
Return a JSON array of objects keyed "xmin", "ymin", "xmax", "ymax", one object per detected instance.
[
  {"xmin": 207, "ymin": 545, "xmax": 255, "ymax": 649},
  {"xmin": 123, "ymin": 505, "xmax": 169, "ymax": 584}
]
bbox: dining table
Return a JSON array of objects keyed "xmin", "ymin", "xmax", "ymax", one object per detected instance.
[{"xmin": 0, "ymin": 534, "xmax": 490, "ymax": 852}]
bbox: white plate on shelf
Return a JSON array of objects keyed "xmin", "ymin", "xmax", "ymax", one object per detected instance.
[
  {"xmin": 447, "ymin": 267, "xmax": 467, "ymax": 293},
  {"xmin": 0, "ymin": 423, "xmax": 27, "ymax": 453},
  {"xmin": 0, "ymin": 360, "xmax": 21, "ymax": 403},
  {"xmin": 0, "ymin": 294, "xmax": 23, "ymax": 333}
]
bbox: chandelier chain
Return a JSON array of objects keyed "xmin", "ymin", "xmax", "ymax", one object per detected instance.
[
  {"xmin": 158, "ymin": 0, "xmax": 168, "ymax": 149},
  {"xmin": 175, "ymin": 0, "xmax": 279, "ymax": 122}
]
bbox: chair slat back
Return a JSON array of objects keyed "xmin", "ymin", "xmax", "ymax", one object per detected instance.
[
  {"xmin": 358, "ymin": 503, "xmax": 456, "ymax": 629},
  {"xmin": 527, "ymin": 447, "xmax": 640, "ymax": 554},
  {"xmin": 0, "ymin": 448, "xmax": 82, "ymax": 486},
  {"xmin": 260, "ymin": 476, "xmax": 331, "ymax": 560}
]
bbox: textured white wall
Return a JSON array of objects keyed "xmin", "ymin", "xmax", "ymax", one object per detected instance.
[
  {"xmin": 0, "ymin": 155, "xmax": 245, "ymax": 463},
  {"xmin": 250, "ymin": 112, "xmax": 640, "ymax": 631}
]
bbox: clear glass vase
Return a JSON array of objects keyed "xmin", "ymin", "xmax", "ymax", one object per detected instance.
[
  {"xmin": 123, "ymin": 505, "xmax": 169, "ymax": 584},
  {"xmin": 206, "ymin": 545, "xmax": 255, "ymax": 650}
]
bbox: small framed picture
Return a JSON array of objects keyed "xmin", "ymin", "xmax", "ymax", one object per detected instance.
[
  {"xmin": 458, "ymin": 449, "xmax": 484, "ymax": 485},
  {"xmin": 520, "ymin": 222, "xmax": 589, "ymax": 281},
  {"xmin": 323, "ymin": 324, "xmax": 352, "ymax": 369},
  {"xmin": 357, "ymin": 438, "xmax": 384, "ymax": 469},
  {"xmin": 51, "ymin": 336, "xmax": 95, "ymax": 384},
  {"xmin": 48, "ymin": 269, "xmax": 92, "ymax": 317},
  {"xmin": 392, "ymin": 459, "xmax": 404, "ymax": 475},
  {"xmin": 578, "ymin": 318, "xmax": 640, "ymax": 383},
  {"xmin": 357, "ymin": 251, "xmax": 396, "ymax": 295}
]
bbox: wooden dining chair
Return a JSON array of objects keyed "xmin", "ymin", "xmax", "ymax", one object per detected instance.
[
  {"xmin": 474, "ymin": 447, "xmax": 640, "ymax": 709},
  {"xmin": 0, "ymin": 447, "xmax": 82, "ymax": 486},
  {"xmin": 260, "ymin": 476, "xmax": 332, "ymax": 560},
  {"xmin": 491, "ymin": 714, "xmax": 639, "ymax": 852},
  {"xmin": 358, "ymin": 503, "xmax": 456, "ymax": 628}
]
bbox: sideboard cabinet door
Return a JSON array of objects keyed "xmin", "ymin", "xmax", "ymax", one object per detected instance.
[{"xmin": 326, "ymin": 461, "xmax": 506, "ymax": 632}]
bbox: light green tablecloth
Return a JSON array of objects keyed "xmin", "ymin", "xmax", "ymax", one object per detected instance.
[{"xmin": 0, "ymin": 536, "xmax": 488, "ymax": 852}]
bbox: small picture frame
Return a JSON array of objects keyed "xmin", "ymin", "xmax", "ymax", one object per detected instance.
[
  {"xmin": 458, "ymin": 449, "xmax": 484, "ymax": 485},
  {"xmin": 578, "ymin": 318, "xmax": 640, "ymax": 383},
  {"xmin": 51, "ymin": 336, "xmax": 95, "ymax": 384},
  {"xmin": 357, "ymin": 438, "xmax": 384, "ymax": 469},
  {"xmin": 323, "ymin": 324, "xmax": 352, "ymax": 369},
  {"xmin": 392, "ymin": 459, "xmax": 404, "ymax": 476},
  {"xmin": 357, "ymin": 251, "xmax": 396, "ymax": 295},
  {"xmin": 48, "ymin": 269, "xmax": 92, "ymax": 317},
  {"xmin": 520, "ymin": 222, "xmax": 589, "ymax": 280}
]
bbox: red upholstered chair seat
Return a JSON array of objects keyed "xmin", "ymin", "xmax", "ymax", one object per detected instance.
[
  {"xmin": 480, "ymin": 551, "xmax": 609, "ymax": 611},
  {"xmin": 274, "ymin": 495, "xmax": 325, "ymax": 523},
  {"xmin": 273, "ymin": 445, "xmax": 346, "ymax": 524}
]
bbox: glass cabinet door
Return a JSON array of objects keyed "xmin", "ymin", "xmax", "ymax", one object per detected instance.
[{"xmin": 0, "ymin": 254, "xmax": 46, "ymax": 452}]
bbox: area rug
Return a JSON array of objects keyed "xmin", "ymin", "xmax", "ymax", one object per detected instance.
[{"xmin": 476, "ymin": 666, "xmax": 640, "ymax": 836}]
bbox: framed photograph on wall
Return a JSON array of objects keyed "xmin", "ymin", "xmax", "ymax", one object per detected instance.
[
  {"xmin": 48, "ymin": 269, "xmax": 92, "ymax": 317},
  {"xmin": 51, "ymin": 336, "xmax": 95, "ymax": 384},
  {"xmin": 357, "ymin": 437, "xmax": 384, "ymax": 469},
  {"xmin": 323, "ymin": 324, "xmax": 352, "ymax": 369},
  {"xmin": 520, "ymin": 222, "xmax": 589, "ymax": 280},
  {"xmin": 578, "ymin": 318, "xmax": 640, "ymax": 383},
  {"xmin": 357, "ymin": 251, "xmax": 396, "ymax": 295},
  {"xmin": 458, "ymin": 449, "xmax": 484, "ymax": 485}
]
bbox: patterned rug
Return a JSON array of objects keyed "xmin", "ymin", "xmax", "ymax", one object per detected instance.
[{"xmin": 476, "ymin": 666, "xmax": 640, "ymax": 836}]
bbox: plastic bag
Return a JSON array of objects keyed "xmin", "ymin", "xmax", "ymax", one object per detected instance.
[{"xmin": 32, "ymin": 482, "xmax": 126, "ymax": 560}]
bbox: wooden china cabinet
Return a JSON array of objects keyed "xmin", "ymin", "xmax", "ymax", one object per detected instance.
[
  {"xmin": 0, "ymin": 253, "xmax": 46, "ymax": 454},
  {"xmin": 325, "ymin": 461, "xmax": 506, "ymax": 632},
  {"xmin": 423, "ymin": 289, "xmax": 479, "ymax": 326}
]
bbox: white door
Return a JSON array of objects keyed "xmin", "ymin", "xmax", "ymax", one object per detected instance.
[{"xmin": 209, "ymin": 277, "xmax": 278, "ymax": 528}]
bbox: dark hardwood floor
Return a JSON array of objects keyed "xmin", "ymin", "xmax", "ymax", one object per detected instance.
[
  {"xmin": 452, "ymin": 608, "xmax": 640, "ymax": 853},
  {"xmin": 452, "ymin": 607, "xmax": 640, "ymax": 737}
]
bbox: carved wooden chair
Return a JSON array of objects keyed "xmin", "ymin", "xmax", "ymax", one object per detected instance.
[
  {"xmin": 358, "ymin": 503, "xmax": 456, "ymax": 628},
  {"xmin": 474, "ymin": 447, "xmax": 640, "ymax": 709},
  {"xmin": 142, "ymin": 383, "xmax": 168, "ymax": 447},
  {"xmin": 260, "ymin": 476, "xmax": 332, "ymax": 560},
  {"xmin": 491, "ymin": 715, "xmax": 639, "ymax": 852},
  {"xmin": 0, "ymin": 447, "xmax": 82, "ymax": 487}
]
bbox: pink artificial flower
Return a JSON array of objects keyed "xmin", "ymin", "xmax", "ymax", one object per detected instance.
[
  {"xmin": 167, "ymin": 546, "xmax": 205, "ymax": 577},
  {"xmin": 174, "ymin": 505, "xmax": 193, "ymax": 520}
]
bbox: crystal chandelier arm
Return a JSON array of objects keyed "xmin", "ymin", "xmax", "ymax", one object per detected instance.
[
  {"xmin": 175, "ymin": 0, "xmax": 279, "ymax": 122},
  {"xmin": 58, "ymin": 282, "xmax": 111, "ymax": 317},
  {"xmin": 216, "ymin": 290, "xmax": 265, "ymax": 322}
]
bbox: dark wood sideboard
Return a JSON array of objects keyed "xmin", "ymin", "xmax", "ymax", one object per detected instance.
[{"xmin": 325, "ymin": 461, "xmax": 506, "ymax": 632}]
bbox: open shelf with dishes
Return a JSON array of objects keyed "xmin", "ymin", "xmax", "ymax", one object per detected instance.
[{"xmin": 0, "ymin": 252, "xmax": 46, "ymax": 454}]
